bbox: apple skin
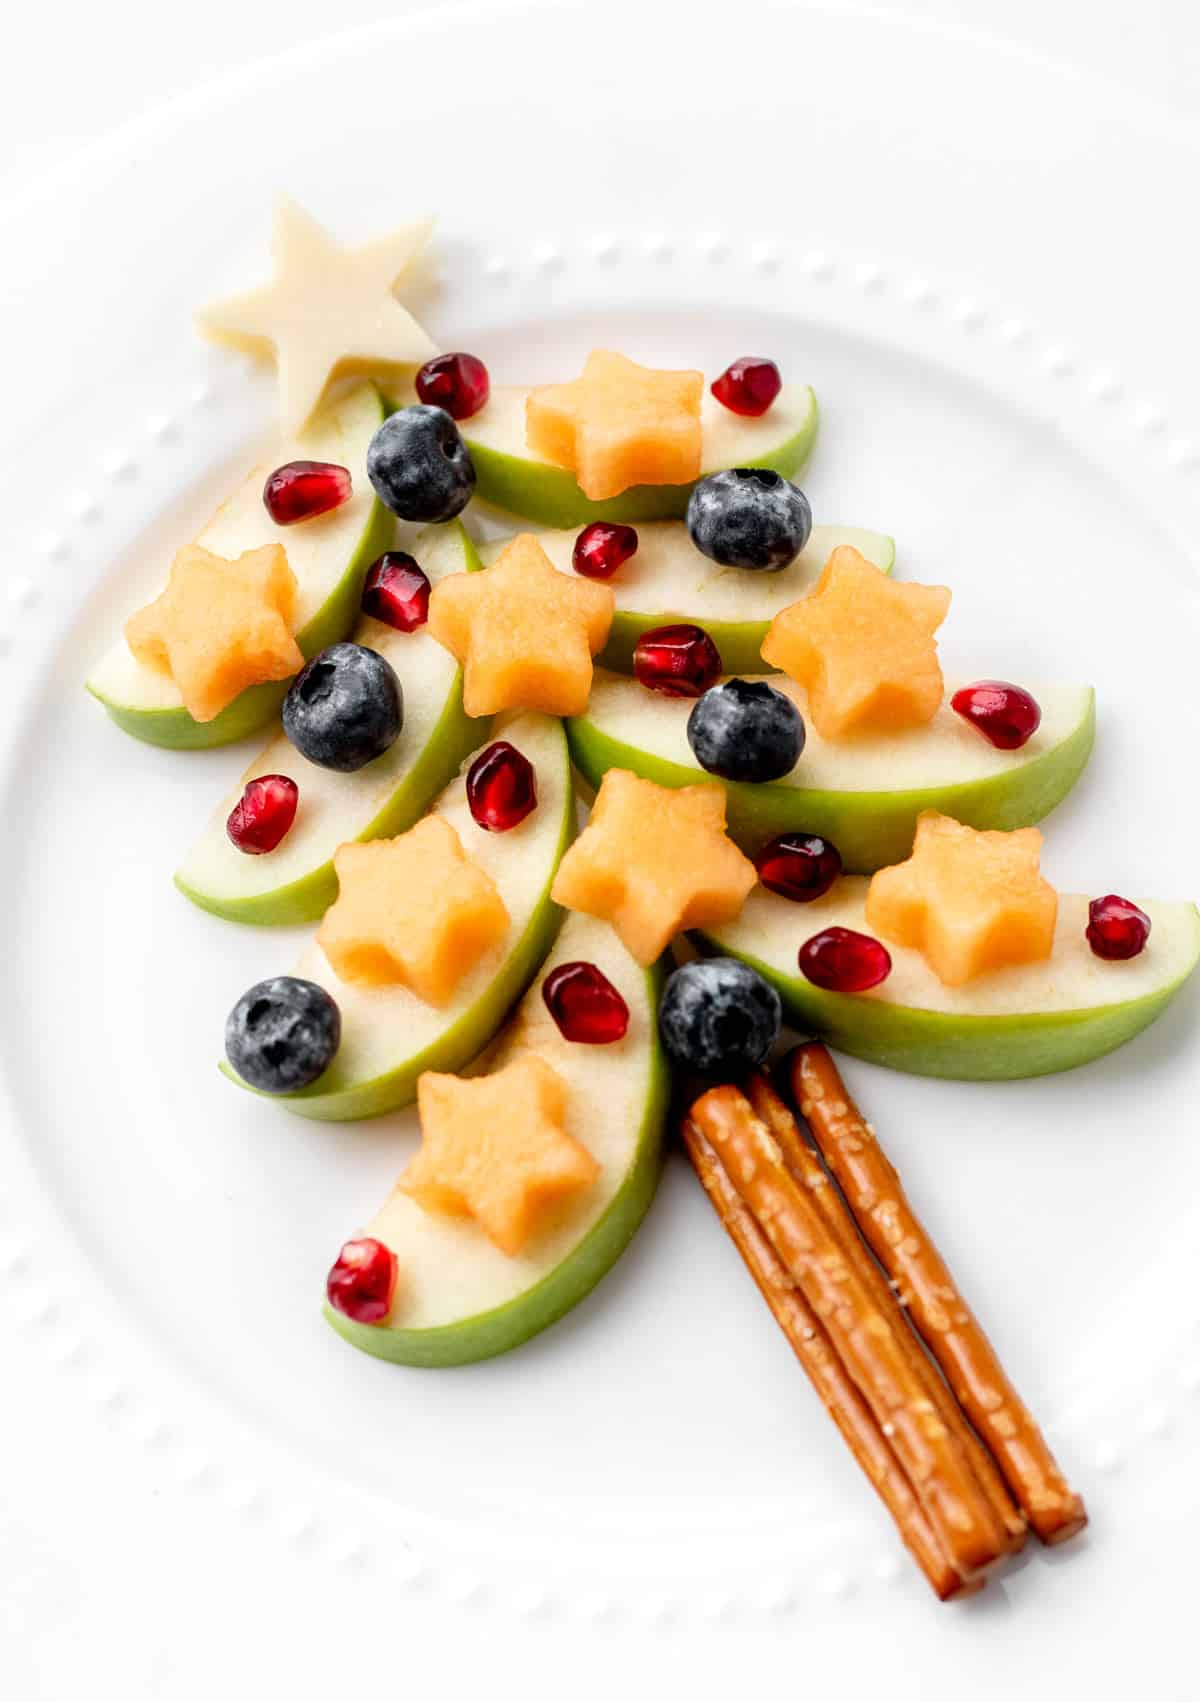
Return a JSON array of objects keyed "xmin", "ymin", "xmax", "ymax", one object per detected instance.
[{"xmin": 567, "ymin": 689, "xmax": 1096, "ymax": 871}]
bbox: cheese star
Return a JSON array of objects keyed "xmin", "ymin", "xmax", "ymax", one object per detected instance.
[
  {"xmin": 317, "ymin": 817, "xmax": 509, "ymax": 1005},
  {"xmin": 551, "ymin": 769, "xmax": 757, "ymax": 965},
  {"xmin": 526, "ymin": 350, "xmax": 704, "ymax": 500},
  {"xmin": 761, "ymin": 545, "xmax": 952, "ymax": 739},
  {"xmin": 196, "ymin": 196, "xmax": 437, "ymax": 434},
  {"xmin": 403, "ymin": 1055, "xmax": 599, "ymax": 1256},
  {"xmin": 427, "ymin": 532, "xmax": 613, "ymax": 717},
  {"xmin": 866, "ymin": 812, "xmax": 1058, "ymax": 987},
  {"xmin": 125, "ymin": 542, "xmax": 301, "ymax": 723}
]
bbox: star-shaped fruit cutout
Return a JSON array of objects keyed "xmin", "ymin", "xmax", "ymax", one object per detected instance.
[
  {"xmin": 865, "ymin": 811, "xmax": 1058, "ymax": 987},
  {"xmin": 427, "ymin": 532, "xmax": 613, "ymax": 717},
  {"xmin": 403, "ymin": 1054, "xmax": 599, "ymax": 1255},
  {"xmin": 526, "ymin": 350, "xmax": 704, "ymax": 500},
  {"xmin": 125, "ymin": 542, "xmax": 302, "ymax": 723},
  {"xmin": 761, "ymin": 545, "xmax": 952, "ymax": 739},
  {"xmin": 317, "ymin": 816, "xmax": 509, "ymax": 1006},
  {"xmin": 551, "ymin": 769, "xmax": 757, "ymax": 965},
  {"xmin": 196, "ymin": 196, "xmax": 437, "ymax": 434}
]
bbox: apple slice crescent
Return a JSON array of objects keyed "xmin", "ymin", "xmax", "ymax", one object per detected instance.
[
  {"xmin": 324, "ymin": 912, "xmax": 668, "ymax": 1366},
  {"xmin": 87, "ymin": 383, "xmax": 393, "ymax": 749}
]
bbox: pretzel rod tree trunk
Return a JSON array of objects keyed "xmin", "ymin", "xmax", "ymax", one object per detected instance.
[
  {"xmin": 789, "ymin": 1042, "xmax": 1087, "ymax": 1546},
  {"xmin": 689, "ymin": 1086, "xmax": 1010, "ymax": 1581},
  {"xmin": 682, "ymin": 1118, "xmax": 977, "ymax": 1601}
]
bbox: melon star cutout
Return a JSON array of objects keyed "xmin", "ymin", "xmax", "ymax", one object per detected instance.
[
  {"xmin": 527, "ymin": 350, "xmax": 704, "ymax": 500},
  {"xmin": 196, "ymin": 196, "xmax": 437, "ymax": 434}
]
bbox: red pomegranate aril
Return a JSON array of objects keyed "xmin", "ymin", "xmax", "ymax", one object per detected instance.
[
  {"xmin": 415, "ymin": 352, "xmax": 490, "ymax": 421},
  {"xmin": 466, "ymin": 740, "xmax": 537, "ymax": 832},
  {"xmin": 226, "ymin": 774, "xmax": 299, "ymax": 855},
  {"xmin": 573, "ymin": 522, "xmax": 639, "ymax": 580},
  {"xmin": 633, "ymin": 623, "xmax": 723, "ymax": 698},
  {"xmin": 951, "ymin": 681, "xmax": 1042, "ymax": 751},
  {"xmin": 798, "ymin": 926, "xmax": 892, "ymax": 993},
  {"xmin": 326, "ymin": 1238, "xmax": 397, "ymax": 1325},
  {"xmin": 361, "ymin": 552, "xmax": 431, "ymax": 631},
  {"xmin": 711, "ymin": 357, "xmax": 783, "ymax": 418},
  {"xmin": 1086, "ymin": 894, "xmax": 1151, "ymax": 961},
  {"xmin": 756, "ymin": 833, "xmax": 843, "ymax": 902},
  {"xmin": 542, "ymin": 960, "xmax": 630, "ymax": 1044},
  {"xmin": 263, "ymin": 460, "xmax": 352, "ymax": 525}
]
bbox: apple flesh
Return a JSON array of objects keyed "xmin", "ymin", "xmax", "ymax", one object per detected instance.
[
  {"xmin": 569, "ymin": 673, "xmax": 1095, "ymax": 870},
  {"xmin": 222, "ymin": 711, "xmax": 574, "ymax": 1120},
  {"xmin": 86, "ymin": 384, "xmax": 393, "ymax": 749},
  {"xmin": 464, "ymin": 384, "xmax": 819, "ymax": 529},
  {"xmin": 698, "ymin": 881, "xmax": 1200, "ymax": 1079},
  {"xmin": 174, "ymin": 523, "xmax": 483, "ymax": 926},
  {"xmin": 323, "ymin": 912, "xmax": 668, "ymax": 1367}
]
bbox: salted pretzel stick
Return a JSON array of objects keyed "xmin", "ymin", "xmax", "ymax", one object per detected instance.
[
  {"xmin": 683, "ymin": 1118, "xmax": 978, "ymax": 1600},
  {"xmin": 689, "ymin": 1086, "xmax": 1010, "ymax": 1581},
  {"xmin": 789, "ymin": 1043, "xmax": 1087, "ymax": 1546},
  {"xmin": 745, "ymin": 1074, "xmax": 1027, "ymax": 1555}
]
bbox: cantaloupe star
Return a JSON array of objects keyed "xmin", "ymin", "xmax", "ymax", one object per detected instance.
[
  {"xmin": 526, "ymin": 350, "xmax": 704, "ymax": 501},
  {"xmin": 761, "ymin": 545, "xmax": 952, "ymax": 740},
  {"xmin": 317, "ymin": 816, "xmax": 509, "ymax": 1005},
  {"xmin": 125, "ymin": 542, "xmax": 302, "ymax": 723},
  {"xmin": 552, "ymin": 769, "xmax": 757, "ymax": 965},
  {"xmin": 403, "ymin": 1055, "xmax": 600, "ymax": 1256},
  {"xmin": 866, "ymin": 811, "xmax": 1058, "ymax": 987},
  {"xmin": 427, "ymin": 532, "xmax": 613, "ymax": 717},
  {"xmin": 196, "ymin": 196, "xmax": 437, "ymax": 434}
]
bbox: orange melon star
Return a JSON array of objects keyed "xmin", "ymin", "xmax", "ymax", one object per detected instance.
[
  {"xmin": 526, "ymin": 350, "xmax": 704, "ymax": 501},
  {"xmin": 317, "ymin": 816, "xmax": 509, "ymax": 1005},
  {"xmin": 125, "ymin": 542, "xmax": 302, "ymax": 723},
  {"xmin": 427, "ymin": 531, "xmax": 613, "ymax": 717},
  {"xmin": 866, "ymin": 811, "xmax": 1058, "ymax": 987},
  {"xmin": 403, "ymin": 1055, "xmax": 599, "ymax": 1255},
  {"xmin": 761, "ymin": 545, "xmax": 951, "ymax": 739},
  {"xmin": 551, "ymin": 769, "xmax": 757, "ymax": 965}
]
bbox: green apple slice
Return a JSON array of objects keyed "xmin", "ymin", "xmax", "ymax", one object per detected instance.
[
  {"xmin": 86, "ymin": 384, "xmax": 393, "ymax": 749},
  {"xmin": 464, "ymin": 384, "xmax": 819, "ymax": 528},
  {"xmin": 223, "ymin": 712, "xmax": 573, "ymax": 1120},
  {"xmin": 480, "ymin": 521, "xmax": 894, "ymax": 675},
  {"xmin": 568, "ymin": 673, "xmax": 1095, "ymax": 871},
  {"xmin": 699, "ymin": 881, "xmax": 1200, "ymax": 1080},
  {"xmin": 324, "ymin": 912, "xmax": 668, "ymax": 1367},
  {"xmin": 174, "ymin": 523, "xmax": 482, "ymax": 926}
]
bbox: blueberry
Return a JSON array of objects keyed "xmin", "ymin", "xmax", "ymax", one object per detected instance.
[
  {"xmin": 226, "ymin": 976, "xmax": 341, "ymax": 1093},
  {"xmin": 686, "ymin": 468, "xmax": 812, "ymax": 570},
  {"xmin": 366, "ymin": 404, "xmax": 476, "ymax": 522},
  {"xmin": 659, "ymin": 958, "xmax": 781, "ymax": 1075},
  {"xmin": 283, "ymin": 642, "xmax": 402, "ymax": 772},
  {"xmin": 687, "ymin": 678, "xmax": 805, "ymax": 782}
]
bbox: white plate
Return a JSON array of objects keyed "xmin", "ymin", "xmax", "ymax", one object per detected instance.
[{"xmin": 3, "ymin": 0, "xmax": 1200, "ymax": 1677}]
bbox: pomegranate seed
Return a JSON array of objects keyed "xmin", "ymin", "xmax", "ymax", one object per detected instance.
[
  {"xmin": 326, "ymin": 1238, "xmax": 397, "ymax": 1325},
  {"xmin": 361, "ymin": 552, "xmax": 431, "ymax": 631},
  {"xmin": 951, "ymin": 681, "xmax": 1042, "ymax": 750},
  {"xmin": 633, "ymin": 623, "xmax": 723, "ymax": 698},
  {"xmin": 263, "ymin": 460, "xmax": 352, "ymax": 525},
  {"xmin": 711, "ymin": 357, "xmax": 783, "ymax": 417},
  {"xmin": 226, "ymin": 774, "xmax": 299, "ymax": 854},
  {"xmin": 542, "ymin": 960, "xmax": 630, "ymax": 1044},
  {"xmin": 466, "ymin": 741, "xmax": 537, "ymax": 832},
  {"xmin": 798, "ymin": 926, "xmax": 892, "ymax": 993},
  {"xmin": 573, "ymin": 522, "xmax": 639, "ymax": 580},
  {"xmin": 415, "ymin": 352, "xmax": 490, "ymax": 421},
  {"xmin": 1086, "ymin": 894, "xmax": 1151, "ymax": 961},
  {"xmin": 756, "ymin": 833, "xmax": 842, "ymax": 901}
]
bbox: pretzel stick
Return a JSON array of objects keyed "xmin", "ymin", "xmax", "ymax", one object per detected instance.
[
  {"xmin": 689, "ymin": 1085, "xmax": 1010, "ymax": 1581},
  {"xmin": 745, "ymin": 1074, "xmax": 1027, "ymax": 1556},
  {"xmin": 683, "ymin": 1118, "xmax": 979, "ymax": 1600},
  {"xmin": 789, "ymin": 1042, "xmax": 1087, "ymax": 1546}
]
